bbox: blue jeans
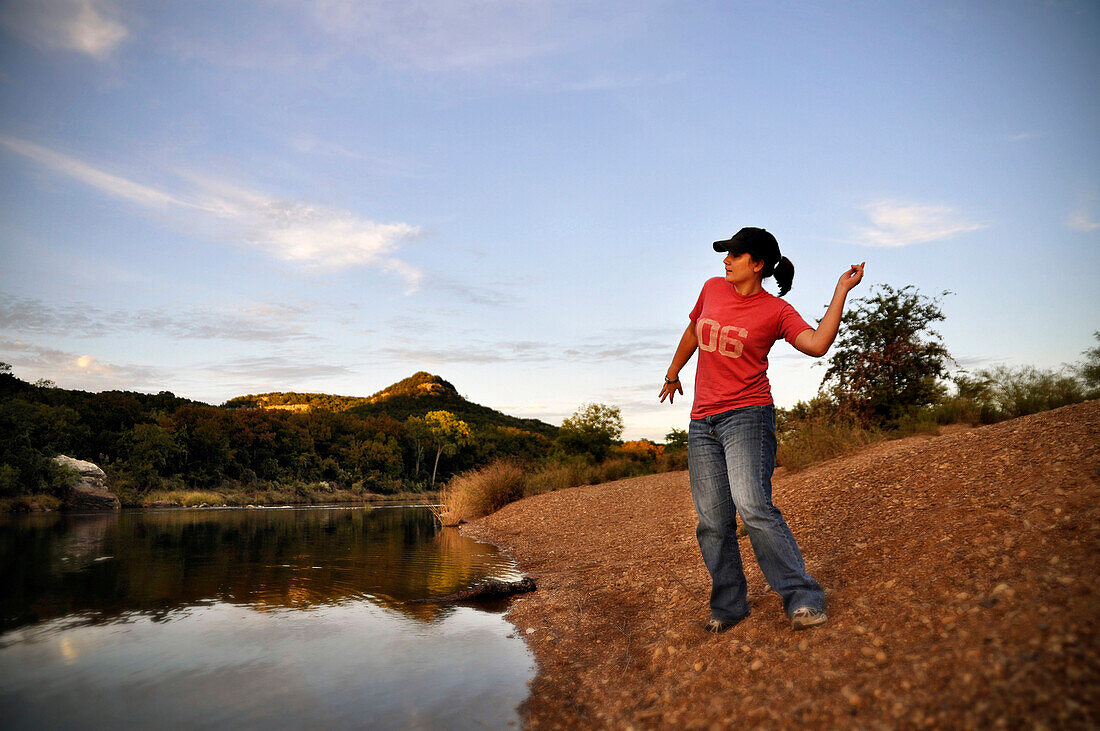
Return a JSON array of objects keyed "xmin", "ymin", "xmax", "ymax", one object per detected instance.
[{"xmin": 688, "ymin": 404, "xmax": 825, "ymax": 622}]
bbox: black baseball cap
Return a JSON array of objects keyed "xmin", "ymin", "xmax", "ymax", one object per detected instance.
[{"xmin": 712, "ymin": 227, "xmax": 781, "ymax": 272}]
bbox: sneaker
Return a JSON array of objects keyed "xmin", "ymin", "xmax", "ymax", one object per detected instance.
[
  {"xmin": 791, "ymin": 607, "xmax": 827, "ymax": 630},
  {"xmin": 704, "ymin": 616, "xmax": 744, "ymax": 634}
]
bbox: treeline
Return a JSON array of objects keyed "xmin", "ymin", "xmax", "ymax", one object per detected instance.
[
  {"xmin": 0, "ymin": 367, "xmax": 554, "ymax": 505},
  {"xmin": 5, "ymin": 286, "xmax": 1095, "ymax": 509}
]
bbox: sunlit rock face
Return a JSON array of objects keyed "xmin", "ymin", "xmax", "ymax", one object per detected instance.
[{"xmin": 53, "ymin": 455, "xmax": 120, "ymax": 510}]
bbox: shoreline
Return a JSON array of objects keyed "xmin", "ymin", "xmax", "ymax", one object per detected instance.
[
  {"xmin": 464, "ymin": 402, "xmax": 1098, "ymax": 728},
  {"xmin": 1, "ymin": 491, "xmax": 438, "ymax": 514}
]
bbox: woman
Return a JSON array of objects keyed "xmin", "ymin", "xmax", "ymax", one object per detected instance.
[{"xmin": 659, "ymin": 227, "xmax": 864, "ymax": 633}]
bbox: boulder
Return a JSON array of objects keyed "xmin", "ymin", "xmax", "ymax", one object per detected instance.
[{"xmin": 53, "ymin": 455, "xmax": 121, "ymax": 510}]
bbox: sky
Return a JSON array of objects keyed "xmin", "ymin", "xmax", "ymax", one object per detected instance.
[{"xmin": 1, "ymin": 0, "xmax": 1097, "ymax": 441}]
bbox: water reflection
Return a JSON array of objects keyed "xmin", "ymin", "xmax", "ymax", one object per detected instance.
[
  {"xmin": 0, "ymin": 506, "xmax": 533, "ymax": 729},
  {"xmin": 1, "ymin": 506, "xmax": 520, "ymax": 631}
]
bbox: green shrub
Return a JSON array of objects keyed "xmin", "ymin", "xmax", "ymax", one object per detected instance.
[
  {"xmin": 889, "ymin": 410, "xmax": 941, "ymax": 436},
  {"xmin": 0, "ymin": 464, "xmax": 19, "ymax": 498},
  {"xmin": 930, "ymin": 397, "xmax": 983, "ymax": 426},
  {"xmin": 658, "ymin": 448, "xmax": 688, "ymax": 472},
  {"xmin": 948, "ymin": 365, "xmax": 1091, "ymax": 424}
]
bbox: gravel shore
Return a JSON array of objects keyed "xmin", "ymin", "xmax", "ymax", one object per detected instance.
[{"xmin": 465, "ymin": 400, "xmax": 1099, "ymax": 728}]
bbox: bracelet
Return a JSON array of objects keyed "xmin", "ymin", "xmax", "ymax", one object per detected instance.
[{"xmin": 664, "ymin": 375, "xmax": 680, "ymax": 384}]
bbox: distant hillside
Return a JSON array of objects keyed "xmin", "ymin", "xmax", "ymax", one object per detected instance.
[
  {"xmin": 225, "ymin": 372, "xmax": 558, "ymax": 438},
  {"xmin": 222, "ymin": 391, "xmax": 368, "ymax": 412}
]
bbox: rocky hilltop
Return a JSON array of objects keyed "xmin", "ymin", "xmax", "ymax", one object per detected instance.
[
  {"xmin": 466, "ymin": 400, "xmax": 1099, "ymax": 728},
  {"xmin": 223, "ymin": 371, "xmax": 557, "ymax": 437}
]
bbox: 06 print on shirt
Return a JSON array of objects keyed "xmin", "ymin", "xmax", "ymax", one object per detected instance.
[{"xmin": 697, "ymin": 318, "xmax": 748, "ymax": 359}]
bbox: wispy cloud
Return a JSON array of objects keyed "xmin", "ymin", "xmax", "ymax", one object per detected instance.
[
  {"xmin": 855, "ymin": 199, "xmax": 987, "ymax": 247},
  {"xmin": 167, "ymin": 0, "xmax": 651, "ymax": 75},
  {"xmin": 202, "ymin": 356, "xmax": 352, "ymax": 382},
  {"xmin": 564, "ymin": 71, "xmax": 684, "ymax": 93},
  {"xmin": 0, "ymin": 295, "xmax": 319, "ymax": 343},
  {"xmin": 0, "ymin": 0, "xmax": 128, "ymax": 59},
  {"xmin": 1, "ymin": 338, "xmax": 164, "ymax": 390},
  {"xmin": 290, "ymin": 134, "xmax": 417, "ymax": 177},
  {"xmin": 0, "ymin": 135, "xmax": 422, "ymax": 285},
  {"xmin": 306, "ymin": 0, "xmax": 568, "ymax": 71},
  {"xmin": 175, "ymin": 355, "xmax": 355, "ymax": 402},
  {"xmin": 432, "ymin": 279, "xmax": 518, "ymax": 307},
  {"xmin": 377, "ymin": 328, "xmax": 672, "ymax": 366},
  {"xmin": 0, "ymin": 136, "xmax": 185, "ymax": 208},
  {"xmin": 1005, "ymin": 132, "xmax": 1039, "ymax": 143},
  {"xmin": 495, "ymin": 382, "xmax": 680, "ymax": 435},
  {"xmin": 1068, "ymin": 191, "xmax": 1100, "ymax": 232}
]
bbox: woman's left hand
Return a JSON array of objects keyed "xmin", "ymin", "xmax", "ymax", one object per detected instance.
[
  {"xmin": 659, "ymin": 378, "xmax": 683, "ymax": 404},
  {"xmin": 838, "ymin": 262, "xmax": 865, "ymax": 292}
]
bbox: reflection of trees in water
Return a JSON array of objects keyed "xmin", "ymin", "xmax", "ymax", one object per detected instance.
[{"xmin": 0, "ymin": 507, "xmax": 517, "ymax": 632}]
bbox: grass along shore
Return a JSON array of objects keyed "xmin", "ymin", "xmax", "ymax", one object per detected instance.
[
  {"xmin": 432, "ymin": 454, "xmax": 684, "ymax": 526},
  {"xmin": 434, "ymin": 411, "xmax": 953, "ymax": 526},
  {"xmin": 2, "ymin": 484, "xmax": 436, "ymax": 512}
]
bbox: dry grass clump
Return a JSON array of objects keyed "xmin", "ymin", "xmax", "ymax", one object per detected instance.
[
  {"xmin": 777, "ymin": 417, "xmax": 881, "ymax": 472},
  {"xmin": 435, "ymin": 456, "xmax": 669, "ymax": 525},
  {"xmin": 433, "ymin": 460, "xmax": 526, "ymax": 526},
  {"xmin": 0, "ymin": 494, "xmax": 62, "ymax": 512},
  {"xmin": 525, "ymin": 460, "xmax": 595, "ymax": 496},
  {"xmin": 141, "ymin": 489, "xmax": 229, "ymax": 507},
  {"xmin": 524, "ymin": 458, "xmax": 655, "ymax": 497}
]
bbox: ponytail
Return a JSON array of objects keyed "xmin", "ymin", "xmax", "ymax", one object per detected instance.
[{"xmin": 772, "ymin": 256, "xmax": 794, "ymax": 297}]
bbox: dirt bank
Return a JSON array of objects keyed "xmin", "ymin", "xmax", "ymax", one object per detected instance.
[{"xmin": 465, "ymin": 401, "xmax": 1099, "ymax": 728}]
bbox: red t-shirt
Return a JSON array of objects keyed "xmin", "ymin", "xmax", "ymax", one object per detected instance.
[{"xmin": 689, "ymin": 277, "xmax": 813, "ymax": 419}]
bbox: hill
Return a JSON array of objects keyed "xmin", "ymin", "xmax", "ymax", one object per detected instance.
[
  {"xmin": 465, "ymin": 400, "xmax": 1099, "ymax": 728},
  {"xmin": 1, "ymin": 369, "xmax": 557, "ymax": 504},
  {"xmin": 226, "ymin": 372, "xmax": 558, "ymax": 438}
]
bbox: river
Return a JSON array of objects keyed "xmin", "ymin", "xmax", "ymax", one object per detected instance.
[{"xmin": 0, "ymin": 505, "xmax": 534, "ymax": 729}]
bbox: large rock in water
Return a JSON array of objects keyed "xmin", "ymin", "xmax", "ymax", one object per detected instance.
[{"xmin": 53, "ymin": 455, "xmax": 121, "ymax": 510}]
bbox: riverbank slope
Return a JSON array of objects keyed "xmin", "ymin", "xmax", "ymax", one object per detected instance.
[{"xmin": 465, "ymin": 400, "xmax": 1099, "ymax": 728}]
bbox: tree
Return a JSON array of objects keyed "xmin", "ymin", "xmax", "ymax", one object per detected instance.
[
  {"xmin": 664, "ymin": 427, "xmax": 688, "ymax": 451},
  {"xmin": 556, "ymin": 403, "xmax": 623, "ymax": 461},
  {"xmin": 1078, "ymin": 331, "xmax": 1100, "ymax": 398},
  {"xmin": 822, "ymin": 284, "xmax": 952, "ymax": 425},
  {"xmin": 420, "ymin": 411, "xmax": 473, "ymax": 488},
  {"xmin": 405, "ymin": 415, "xmax": 430, "ymax": 478}
]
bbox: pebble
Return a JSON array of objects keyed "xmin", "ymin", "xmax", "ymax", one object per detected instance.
[
  {"xmin": 750, "ymin": 659, "xmax": 763, "ymax": 671},
  {"xmin": 841, "ymin": 686, "xmax": 862, "ymax": 707}
]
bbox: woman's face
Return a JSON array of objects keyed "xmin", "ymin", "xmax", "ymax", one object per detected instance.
[{"xmin": 724, "ymin": 251, "xmax": 763, "ymax": 283}]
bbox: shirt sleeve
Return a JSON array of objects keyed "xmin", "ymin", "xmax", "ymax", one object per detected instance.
[
  {"xmin": 688, "ymin": 282, "xmax": 707, "ymax": 322},
  {"xmin": 777, "ymin": 301, "xmax": 813, "ymax": 345}
]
